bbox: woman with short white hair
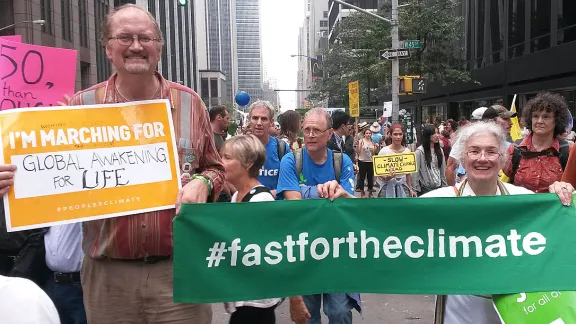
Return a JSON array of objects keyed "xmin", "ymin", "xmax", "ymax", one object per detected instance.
[
  {"xmin": 220, "ymin": 135, "xmax": 281, "ymax": 323},
  {"xmin": 421, "ymin": 121, "xmax": 574, "ymax": 324}
]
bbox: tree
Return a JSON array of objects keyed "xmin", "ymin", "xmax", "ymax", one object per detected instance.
[{"xmin": 312, "ymin": 0, "xmax": 470, "ymax": 108}]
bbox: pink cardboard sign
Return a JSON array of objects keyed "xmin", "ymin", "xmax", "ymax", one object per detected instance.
[
  {"xmin": 0, "ymin": 36, "xmax": 22, "ymax": 42},
  {"xmin": 0, "ymin": 38, "xmax": 76, "ymax": 110}
]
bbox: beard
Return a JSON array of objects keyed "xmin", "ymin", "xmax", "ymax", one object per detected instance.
[{"xmin": 124, "ymin": 61, "xmax": 151, "ymax": 74}]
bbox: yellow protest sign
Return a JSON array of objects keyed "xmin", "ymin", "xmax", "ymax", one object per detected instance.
[
  {"xmin": 0, "ymin": 100, "xmax": 181, "ymax": 231},
  {"xmin": 348, "ymin": 80, "xmax": 359, "ymax": 117},
  {"xmin": 373, "ymin": 152, "xmax": 417, "ymax": 176}
]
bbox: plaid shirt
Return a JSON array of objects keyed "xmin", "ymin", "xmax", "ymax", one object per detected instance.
[{"xmin": 69, "ymin": 73, "xmax": 224, "ymax": 259}]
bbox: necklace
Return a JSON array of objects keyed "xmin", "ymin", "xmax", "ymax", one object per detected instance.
[{"xmin": 115, "ymin": 78, "xmax": 160, "ymax": 102}]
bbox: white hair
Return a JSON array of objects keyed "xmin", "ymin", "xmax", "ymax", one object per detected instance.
[
  {"xmin": 450, "ymin": 121, "xmax": 509, "ymax": 164},
  {"xmin": 248, "ymin": 100, "xmax": 275, "ymax": 120}
]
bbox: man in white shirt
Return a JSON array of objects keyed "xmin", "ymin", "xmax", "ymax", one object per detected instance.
[
  {"xmin": 0, "ymin": 274, "xmax": 60, "ymax": 324},
  {"xmin": 43, "ymin": 223, "xmax": 86, "ymax": 323}
]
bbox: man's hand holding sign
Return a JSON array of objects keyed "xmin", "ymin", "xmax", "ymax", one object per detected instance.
[{"xmin": 0, "ymin": 101, "xmax": 183, "ymax": 231}]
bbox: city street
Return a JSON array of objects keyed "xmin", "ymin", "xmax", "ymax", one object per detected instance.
[{"xmin": 212, "ymin": 294, "xmax": 435, "ymax": 324}]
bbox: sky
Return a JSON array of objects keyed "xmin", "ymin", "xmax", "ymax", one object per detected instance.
[{"xmin": 260, "ymin": 0, "xmax": 305, "ymax": 111}]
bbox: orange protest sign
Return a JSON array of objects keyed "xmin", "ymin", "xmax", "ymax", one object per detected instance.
[{"xmin": 0, "ymin": 100, "xmax": 181, "ymax": 231}]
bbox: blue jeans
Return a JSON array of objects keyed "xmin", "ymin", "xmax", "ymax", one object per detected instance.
[
  {"xmin": 43, "ymin": 275, "xmax": 87, "ymax": 324},
  {"xmin": 303, "ymin": 294, "xmax": 353, "ymax": 324}
]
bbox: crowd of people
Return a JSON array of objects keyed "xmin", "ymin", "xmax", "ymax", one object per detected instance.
[{"xmin": 0, "ymin": 3, "xmax": 576, "ymax": 324}]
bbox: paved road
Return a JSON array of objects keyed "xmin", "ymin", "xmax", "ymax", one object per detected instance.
[
  {"xmin": 214, "ymin": 180, "xmax": 436, "ymax": 323},
  {"xmin": 212, "ymin": 294, "xmax": 435, "ymax": 324}
]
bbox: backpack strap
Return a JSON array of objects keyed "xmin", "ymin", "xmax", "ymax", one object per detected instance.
[
  {"xmin": 295, "ymin": 148, "xmax": 303, "ymax": 180},
  {"xmin": 277, "ymin": 138, "xmax": 286, "ymax": 161},
  {"xmin": 509, "ymin": 139, "xmax": 524, "ymax": 184},
  {"xmin": 295, "ymin": 149, "xmax": 342, "ymax": 184},
  {"xmin": 241, "ymin": 186, "xmax": 271, "ymax": 202},
  {"xmin": 559, "ymin": 140, "xmax": 570, "ymax": 171},
  {"xmin": 333, "ymin": 152, "xmax": 343, "ymax": 184}
]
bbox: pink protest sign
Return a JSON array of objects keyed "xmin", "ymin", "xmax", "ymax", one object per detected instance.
[
  {"xmin": 0, "ymin": 36, "xmax": 21, "ymax": 42},
  {"xmin": 0, "ymin": 38, "xmax": 76, "ymax": 110}
]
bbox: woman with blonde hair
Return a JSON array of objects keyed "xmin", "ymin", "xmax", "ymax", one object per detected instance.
[{"xmin": 220, "ymin": 135, "xmax": 281, "ymax": 323}]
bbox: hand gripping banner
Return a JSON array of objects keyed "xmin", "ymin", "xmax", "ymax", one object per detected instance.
[{"xmin": 174, "ymin": 194, "xmax": 576, "ymax": 317}]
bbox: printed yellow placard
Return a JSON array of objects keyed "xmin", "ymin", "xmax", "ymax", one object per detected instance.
[
  {"xmin": 373, "ymin": 152, "xmax": 417, "ymax": 176},
  {"xmin": 0, "ymin": 100, "xmax": 181, "ymax": 231},
  {"xmin": 348, "ymin": 80, "xmax": 359, "ymax": 117}
]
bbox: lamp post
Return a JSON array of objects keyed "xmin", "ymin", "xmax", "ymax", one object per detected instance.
[
  {"xmin": 331, "ymin": 0, "xmax": 406, "ymax": 122},
  {"xmin": 291, "ymin": 54, "xmax": 324, "ymax": 108},
  {"xmin": 0, "ymin": 19, "xmax": 45, "ymax": 32}
]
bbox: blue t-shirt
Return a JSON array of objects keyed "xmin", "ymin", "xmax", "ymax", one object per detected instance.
[
  {"xmin": 277, "ymin": 147, "xmax": 355, "ymax": 198},
  {"xmin": 371, "ymin": 133, "xmax": 383, "ymax": 144},
  {"xmin": 258, "ymin": 136, "xmax": 290, "ymax": 191}
]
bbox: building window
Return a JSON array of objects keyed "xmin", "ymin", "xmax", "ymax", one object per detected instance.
[
  {"xmin": 530, "ymin": 0, "xmax": 551, "ymax": 52},
  {"xmin": 80, "ymin": 62, "xmax": 91, "ymax": 90},
  {"xmin": 558, "ymin": 0, "xmax": 576, "ymax": 44},
  {"xmin": 79, "ymin": 0, "xmax": 89, "ymax": 47},
  {"xmin": 508, "ymin": 0, "xmax": 526, "ymax": 59},
  {"xmin": 201, "ymin": 78, "xmax": 209, "ymax": 100},
  {"xmin": 94, "ymin": 0, "xmax": 111, "ymax": 82},
  {"xmin": 169, "ymin": 0, "xmax": 177, "ymax": 81},
  {"xmin": 148, "ymin": 0, "xmax": 156, "ymax": 17},
  {"xmin": 40, "ymin": 0, "xmax": 54, "ymax": 35},
  {"xmin": 61, "ymin": 0, "xmax": 73, "ymax": 42},
  {"xmin": 184, "ymin": 4, "xmax": 193, "ymax": 89},
  {"xmin": 159, "ymin": 0, "xmax": 168, "ymax": 78},
  {"xmin": 320, "ymin": 20, "xmax": 328, "ymax": 28},
  {"xmin": 323, "ymin": 11, "xmax": 328, "ymax": 18},
  {"xmin": 488, "ymin": 0, "xmax": 504, "ymax": 64},
  {"xmin": 210, "ymin": 79, "xmax": 218, "ymax": 98}
]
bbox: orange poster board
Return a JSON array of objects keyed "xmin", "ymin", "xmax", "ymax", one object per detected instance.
[{"xmin": 0, "ymin": 100, "xmax": 181, "ymax": 231}]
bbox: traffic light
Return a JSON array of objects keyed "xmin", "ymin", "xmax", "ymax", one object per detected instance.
[
  {"xmin": 398, "ymin": 76, "xmax": 426, "ymax": 95},
  {"xmin": 305, "ymin": 100, "xmax": 311, "ymax": 109}
]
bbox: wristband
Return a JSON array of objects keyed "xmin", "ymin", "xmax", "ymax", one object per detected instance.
[{"xmin": 191, "ymin": 174, "xmax": 213, "ymax": 193}]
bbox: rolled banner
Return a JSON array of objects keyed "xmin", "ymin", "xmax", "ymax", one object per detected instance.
[{"xmin": 494, "ymin": 291, "xmax": 576, "ymax": 324}]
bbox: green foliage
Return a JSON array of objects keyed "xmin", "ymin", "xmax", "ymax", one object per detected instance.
[{"xmin": 312, "ymin": 0, "xmax": 470, "ymax": 107}]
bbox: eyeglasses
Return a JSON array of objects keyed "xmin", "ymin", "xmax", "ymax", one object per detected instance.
[
  {"xmin": 109, "ymin": 34, "xmax": 159, "ymax": 46},
  {"xmin": 303, "ymin": 127, "xmax": 330, "ymax": 137},
  {"xmin": 466, "ymin": 149, "xmax": 501, "ymax": 161}
]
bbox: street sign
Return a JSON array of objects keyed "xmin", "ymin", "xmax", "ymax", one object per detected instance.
[
  {"xmin": 380, "ymin": 49, "xmax": 411, "ymax": 60},
  {"xmin": 413, "ymin": 77, "xmax": 426, "ymax": 93},
  {"xmin": 348, "ymin": 81, "xmax": 360, "ymax": 117},
  {"xmin": 403, "ymin": 40, "xmax": 421, "ymax": 49}
]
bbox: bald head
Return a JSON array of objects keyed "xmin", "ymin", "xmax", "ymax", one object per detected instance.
[{"xmin": 99, "ymin": 4, "xmax": 163, "ymax": 48}]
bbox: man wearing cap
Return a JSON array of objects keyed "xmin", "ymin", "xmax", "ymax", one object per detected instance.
[{"xmin": 446, "ymin": 105, "xmax": 517, "ymax": 185}]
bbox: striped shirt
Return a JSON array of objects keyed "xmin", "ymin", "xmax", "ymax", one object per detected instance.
[{"xmin": 69, "ymin": 72, "xmax": 225, "ymax": 259}]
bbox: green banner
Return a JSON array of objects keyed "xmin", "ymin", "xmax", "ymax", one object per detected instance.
[
  {"xmin": 173, "ymin": 194, "xmax": 576, "ymax": 304},
  {"xmin": 494, "ymin": 292, "xmax": 576, "ymax": 323}
]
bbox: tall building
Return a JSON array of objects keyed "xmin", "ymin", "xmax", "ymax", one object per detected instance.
[
  {"xmin": 0, "ymin": 0, "xmax": 108, "ymax": 92},
  {"xmin": 296, "ymin": 0, "xmax": 329, "ymax": 109},
  {"xmin": 235, "ymin": 0, "xmax": 263, "ymax": 107},
  {"xmin": 133, "ymin": 0, "xmax": 198, "ymax": 90},
  {"xmin": 396, "ymin": 0, "xmax": 576, "ymax": 126},
  {"xmin": 206, "ymin": 0, "xmax": 238, "ymax": 104},
  {"xmin": 328, "ymin": 0, "xmax": 381, "ymax": 44}
]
